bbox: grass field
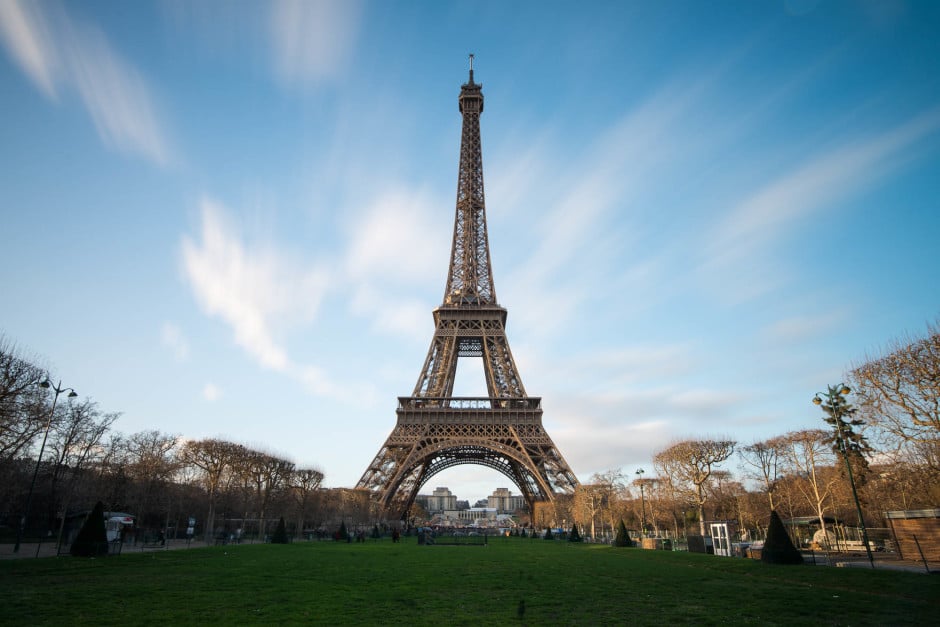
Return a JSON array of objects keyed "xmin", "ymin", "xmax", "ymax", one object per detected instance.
[{"xmin": 2, "ymin": 537, "xmax": 937, "ymax": 625}]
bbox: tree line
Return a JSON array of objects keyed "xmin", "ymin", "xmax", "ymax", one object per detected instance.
[
  {"xmin": 1, "ymin": 334, "xmax": 356, "ymax": 544},
  {"xmin": 2, "ymin": 320, "xmax": 937, "ymax": 545},
  {"xmin": 534, "ymin": 321, "xmax": 939, "ymax": 543}
]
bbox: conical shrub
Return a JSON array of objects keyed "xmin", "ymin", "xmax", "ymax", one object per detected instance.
[
  {"xmin": 761, "ymin": 510, "xmax": 803, "ymax": 565},
  {"xmin": 614, "ymin": 519, "xmax": 633, "ymax": 547},
  {"xmin": 70, "ymin": 501, "xmax": 109, "ymax": 557},
  {"xmin": 271, "ymin": 517, "xmax": 289, "ymax": 544},
  {"xmin": 568, "ymin": 523, "xmax": 582, "ymax": 542}
]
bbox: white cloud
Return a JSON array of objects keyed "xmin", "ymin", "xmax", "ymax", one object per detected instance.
[
  {"xmin": 492, "ymin": 82, "xmax": 712, "ymax": 339},
  {"xmin": 0, "ymin": 0, "xmax": 171, "ymax": 164},
  {"xmin": 202, "ymin": 382, "xmax": 222, "ymax": 401},
  {"xmin": 181, "ymin": 197, "xmax": 329, "ymax": 371},
  {"xmin": 349, "ymin": 284, "xmax": 430, "ymax": 341},
  {"xmin": 61, "ymin": 22, "xmax": 170, "ymax": 164},
  {"xmin": 269, "ymin": 0, "xmax": 362, "ymax": 85},
  {"xmin": 344, "ymin": 186, "xmax": 448, "ymax": 284},
  {"xmin": 341, "ymin": 185, "xmax": 450, "ymax": 340},
  {"xmin": 0, "ymin": 0, "xmax": 59, "ymax": 97},
  {"xmin": 700, "ymin": 107, "xmax": 940, "ymax": 298},
  {"xmin": 180, "ymin": 197, "xmax": 380, "ymax": 404},
  {"xmin": 761, "ymin": 310, "xmax": 847, "ymax": 344},
  {"xmin": 160, "ymin": 322, "xmax": 190, "ymax": 361}
]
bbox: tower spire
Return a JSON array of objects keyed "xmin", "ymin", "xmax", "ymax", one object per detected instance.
[{"xmin": 449, "ymin": 57, "xmax": 490, "ymax": 305}]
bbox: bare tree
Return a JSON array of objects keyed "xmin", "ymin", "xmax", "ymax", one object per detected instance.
[
  {"xmin": 289, "ymin": 467, "xmax": 324, "ymax": 536},
  {"xmin": 653, "ymin": 439, "xmax": 736, "ymax": 536},
  {"xmin": 44, "ymin": 399, "xmax": 119, "ymax": 547},
  {"xmin": 779, "ymin": 429, "xmax": 839, "ymax": 542},
  {"xmin": 739, "ymin": 437, "xmax": 786, "ymax": 510},
  {"xmin": 0, "ymin": 336, "xmax": 47, "ymax": 461},
  {"xmin": 179, "ymin": 438, "xmax": 245, "ymax": 541},
  {"xmin": 588, "ymin": 470, "xmax": 628, "ymax": 538},
  {"xmin": 124, "ymin": 430, "xmax": 181, "ymax": 530},
  {"xmin": 573, "ymin": 484, "xmax": 603, "ymax": 539},
  {"xmin": 244, "ymin": 450, "xmax": 294, "ymax": 540},
  {"xmin": 851, "ymin": 321, "xmax": 940, "ymax": 474}
]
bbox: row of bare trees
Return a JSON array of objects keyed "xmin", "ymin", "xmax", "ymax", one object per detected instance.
[
  {"xmin": 3, "ymin": 319, "xmax": 936, "ymax": 544},
  {"xmin": 531, "ymin": 322, "xmax": 938, "ymax": 542},
  {"xmin": 533, "ymin": 430, "xmax": 934, "ymax": 543},
  {"xmin": 1, "ymin": 335, "xmax": 349, "ymax": 544}
]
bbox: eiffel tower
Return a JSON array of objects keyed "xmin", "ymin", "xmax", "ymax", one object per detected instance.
[{"xmin": 356, "ymin": 58, "xmax": 579, "ymax": 518}]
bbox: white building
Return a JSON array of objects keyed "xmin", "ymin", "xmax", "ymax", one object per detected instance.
[
  {"xmin": 487, "ymin": 487, "xmax": 525, "ymax": 513},
  {"xmin": 423, "ymin": 487, "xmax": 457, "ymax": 512}
]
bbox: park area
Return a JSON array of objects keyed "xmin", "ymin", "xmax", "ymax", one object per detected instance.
[{"xmin": 1, "ymin": 537, "xmax": 937, "ymax": 625}]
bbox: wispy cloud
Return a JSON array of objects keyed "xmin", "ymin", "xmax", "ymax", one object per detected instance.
[
  {"xmin": 269, "ymin": 0, "xmax": 362, "ymax": 85},
  {"xmin": 0, "ymin": 0, "xmax": 58, "ymax": 96},
  {"xmin": 342, "ymin": 185, "xmax": 450, "ymax": 340},
  {"xmin": 180, "ymin": 197, "xmax": 375, "ymax": 403},
  {"xmin": 202, "ymin": 382, "xmax": 222, "ymax": 402},
  {"xmin": 343, "ymin": 185, "xmax": 447, "ymax": 285},
  {"xmin": 700, "ymin": 107, "xmax": 940, "ymax": 300},
  {"xmin": 0, "ymin": 0, "xmax": 171, "ymax": 164},
  {"xmin": 181, "ymin": 197, "xmax": 328, "ymax": 371},
  {"xmin": 761, "ymin": 310, "xmax": 847, "ymax": 344},
  {"xmin": 494, "ymin": 80, "xmax": 714, "ymax": 339},
  {"xmin": 160, "ymin": 322, "xmax": 190, "ymax": 361}
]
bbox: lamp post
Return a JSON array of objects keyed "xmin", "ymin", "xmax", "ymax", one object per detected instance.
[
  {"xmin": 813, "ymin": 384, "xmax": 874, "ymax": 569},
  {"xmin": 636, "ymin": 468, "xmax": 647, "ymax": 537},
  {"xmin": 14, "ymin": 378, "xmax": 77, "ymax": 554}
]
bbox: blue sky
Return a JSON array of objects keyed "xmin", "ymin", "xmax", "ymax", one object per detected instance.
[{"xmin": 1, "ymin": 0, "xmax": 938, "ymax": 503}]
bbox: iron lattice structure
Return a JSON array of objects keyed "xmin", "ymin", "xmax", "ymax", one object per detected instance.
[{"xmin": 356, "ymin": 63, "xmax": 579, "ymax": 518}]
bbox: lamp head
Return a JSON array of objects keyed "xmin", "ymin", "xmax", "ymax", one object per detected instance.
[
  {"xmin": 68, "ymin": 390, "xmax": 78, "ymax": 398},
  {"xmin": 839, "ymin": 385, "xmax": 850, "ymax": 396},
  {"xmin": 39, "ymin": 379, "xmax": 51, "ymax": 389},
  {"xmin": 812, "ymin": 396, "xmax": 822, "ymax": 405}
]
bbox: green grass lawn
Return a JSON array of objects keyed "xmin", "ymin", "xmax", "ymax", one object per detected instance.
[{"xmin": 2, "ymin": 538, "xmax": 937, "ymax": 625}]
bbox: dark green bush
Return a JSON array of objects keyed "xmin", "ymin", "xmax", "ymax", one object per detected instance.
[
  {"xmin": 761, "ymin": 510, "xmax": 803, "ymax": 565},
  {"xmin": 70, "ymin": 501, "xmax": 109, "ymax": 557},
  {"xmin": 614, "ymin": 519, "xmax": 633, "ymax": 547},
  {"xmin": 568, "ymin": 524, "xmax": 582, "ymax": 542},
  {"xmin": 271, "ymin": 517, "xmax": 289, "ymax": 544}
]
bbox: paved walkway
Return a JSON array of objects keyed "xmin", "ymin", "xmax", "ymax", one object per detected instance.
[
  {"xmin": 802, "ymin": 550, "xmax": 936, "ymax": 574},
  {"xmin": 0, "ymin": 538, "xmax": 212, "ymax": 560}
]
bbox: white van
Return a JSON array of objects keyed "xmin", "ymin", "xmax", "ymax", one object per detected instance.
[{"xmin": 103, "ymin": 512, "xmax": 135, "ymax": 542}]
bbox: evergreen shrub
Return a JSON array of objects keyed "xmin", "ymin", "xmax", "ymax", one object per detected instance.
[
  {"xmin": 271, "ymin": 517, "xmax": 289, "ymax": 544},
  {"xmin": 761, "ymin": 510, "xmax": 803, "ymax": 565},
  {"xmin": 568, "ymin": 524, "xmax": 582, "ymax": 542},
  {"xmin": 70, "ymin": 501, "xmax": 109, "ymax": 557},
  {"xmin": 614, "ymin": 519, "xmax": 633, "ymax": 547}
]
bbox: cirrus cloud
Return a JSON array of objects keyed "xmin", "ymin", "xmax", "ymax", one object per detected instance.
[{"xmin": 0, "ymin": 0, "xmax": 172, "ymax": 165}]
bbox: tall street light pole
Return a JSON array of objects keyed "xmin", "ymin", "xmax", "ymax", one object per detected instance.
[
  {"xmin": 13, "ymin": 378, "xmax": 77, "ymax": 554},
  {"xmin": 813, "ymin": 383, "xmax": 874, "ymax": 569},
  {"xmin": 636, "ymin": 468, "xmax": 647, "ymax": 537}
]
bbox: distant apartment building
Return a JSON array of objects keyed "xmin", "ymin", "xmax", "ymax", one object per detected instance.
[
  {"xmin": 423, "ymin": 487, "xmax": 457, "ymax": 512},
  {"xmin": 418, "ymin": 486, "xmax": 524, "ymax": 516},
  {"xmin": 488, "ymin": 488, "xmax": 525, "ymax": 513}
]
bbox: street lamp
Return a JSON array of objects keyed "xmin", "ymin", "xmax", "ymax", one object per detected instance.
[
  {"xmin": 813, "ymin": 383, "xmax": 874, "ymax": 569},
  {"xmin": 13, "ymin": 378, "xmax": 77, "ymax": 554},
  {"xmin": 636, "ymin": 468, "xmax": 647, "ymax": 538}
]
